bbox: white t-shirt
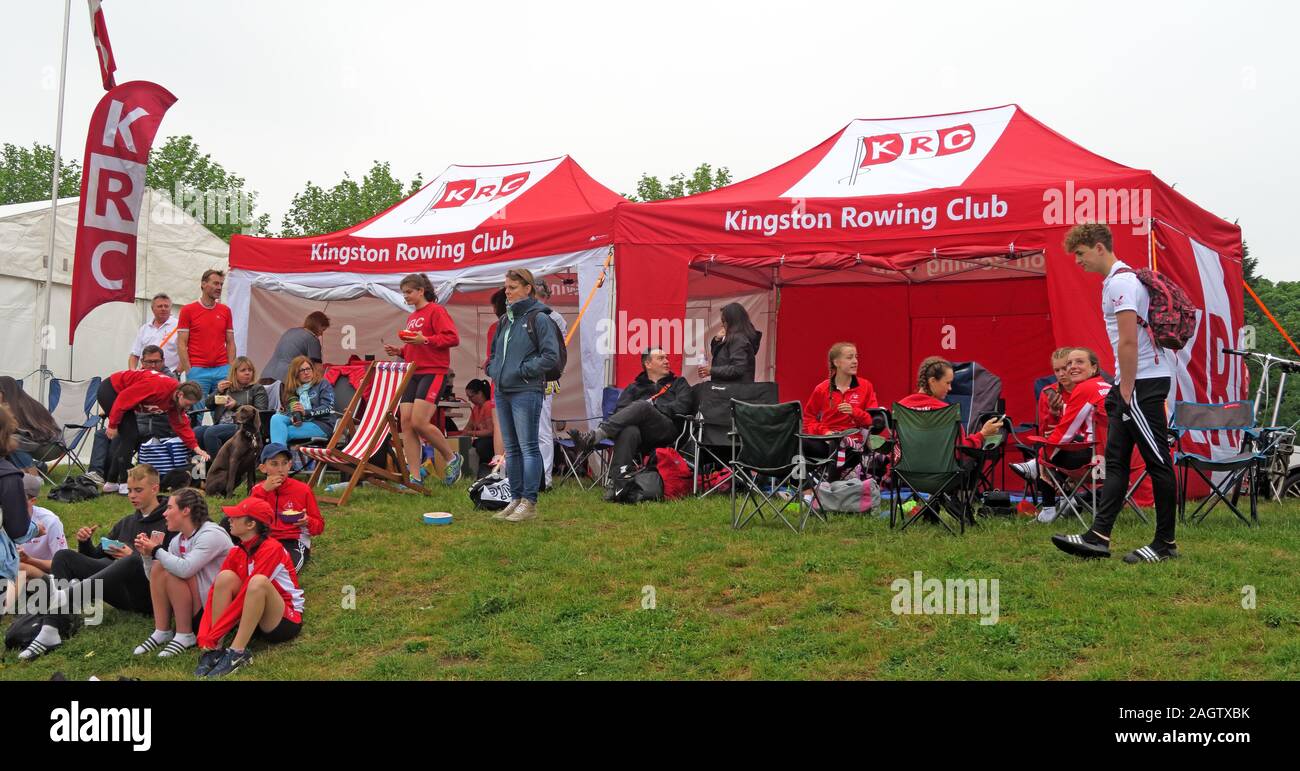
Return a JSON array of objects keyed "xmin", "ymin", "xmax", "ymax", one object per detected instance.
[
  {"xmin": 132, "ymin": 316, "xmax": 180, "ymax": 370},
  {"xmin": 20, "ymin": 506, "xmax": 67, "ymax": 561},
  {"xmin": 1102, "ymin": 261, "xmax": 1171, "ymax": 381}
]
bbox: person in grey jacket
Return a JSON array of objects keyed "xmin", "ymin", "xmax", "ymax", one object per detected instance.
[
  {"xmin": 484, "ymin": 268, "xmax": 561, "ymax": 523},
  {"xmin": 134, "ymin": 487, "xmax": 233, "ymax": 658},
  {"xmin": 193, "ymin": 356, "xmax": 270, "ymax": 456},
  {"xmin": 263, "ymin": 311, "xmax": 330, "ymax": 383}
]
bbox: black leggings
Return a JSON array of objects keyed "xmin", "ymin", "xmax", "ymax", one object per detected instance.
[
  {"xmin": 50, "ymin": 550, "xmax": 153, "ymax": 614},
  {"xmin": 472, "ymin": 435, "xmax": 495, "ymax": 478},
  {"xmin": 1038, "ymin": 448, "xmax": 1093, "ymax": 506},
  {"xmin": 801, "ymin": 438, "xmax": 863, "ymax": 482},
  {"xmin": 96, "ymin": 380, "xmax": 138, "ymax": 485}
]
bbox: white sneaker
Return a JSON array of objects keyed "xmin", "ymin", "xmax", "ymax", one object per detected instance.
[
  {"xmin": 1011, "ymin": 460, "xmax": 1039, "ymax": 481},
  {"xmin": 505, "ymin": 499, "xmax": 538, "ymax": 522},
  {"xmin": 102, "ymin": 482, "xmax": 119, "ymax": 493},
  {"xmin": 1036, "ymin": 506, "xmax": 1058, "ymax": 523},
  {"xmin": 493, "ymin": 500, "xmax": 521, "ymax": 521}
]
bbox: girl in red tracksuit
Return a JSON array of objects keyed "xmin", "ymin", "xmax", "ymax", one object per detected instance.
[
  {"xmin": 196, "ymin": 497, "xmax": 304, "ymax": 678},
  {"xmin": 97, "ymin": 370, "xmax": 208, "ymax": 486},
  {"xmin": 249, "ymin": 444, "xmax": 324, "ymax": 572},
  {"xmin": 896, "ymin": 356, "xmax": 1004, "ymax": 448},
  {"xmin": 803, "ymin": 343, "xmax": 880, "ymax": 479}
]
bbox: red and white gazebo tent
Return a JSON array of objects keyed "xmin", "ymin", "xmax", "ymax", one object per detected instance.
[
  {"xmin": 615, "ymin": 105, "xmax": 1245, "ymax": 465},
  {"xmin": 228, "ymin": 156, "xmax": 624, "ymax": 420}
]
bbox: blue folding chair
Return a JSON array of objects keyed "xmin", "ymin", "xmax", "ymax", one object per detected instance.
[
  {"xmin": 33, "ymin": 376, "xmax": 102, "ymax": 482},
  {"xmin": 1170, "ymin": 400, "xmax": 1271, "ymax": 527},
  {"xmin": 553, "ymin": 387, "xmax": 621, "ymax": 489}
]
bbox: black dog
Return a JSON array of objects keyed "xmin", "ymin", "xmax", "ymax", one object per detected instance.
[{"xmin": 203, "ymin": 405, "xmax": 262, "ymax": 497}]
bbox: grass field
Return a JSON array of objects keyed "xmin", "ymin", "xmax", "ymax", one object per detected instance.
[{"xmin": 2, "ymin": 477, "xmax": 1298, "ymax": 681}]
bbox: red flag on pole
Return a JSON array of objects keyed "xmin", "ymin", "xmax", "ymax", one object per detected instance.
[
  {"xmin": 69, "ymin": 80, "xmax": 176, "ymax": 343},
  {"xmin": 88, "ymin": 0, "xmax": 117, "ymax": 89}
]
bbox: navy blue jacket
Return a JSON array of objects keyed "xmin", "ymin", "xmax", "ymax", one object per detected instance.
[{"xmin": 485, "ymin": 297, "xmax": 561, "ymax": 395}]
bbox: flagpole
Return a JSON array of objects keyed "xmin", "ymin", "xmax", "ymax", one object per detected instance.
[{"xmin": 40, "ymin": 0, "xmax": 72, "ymax": 403}]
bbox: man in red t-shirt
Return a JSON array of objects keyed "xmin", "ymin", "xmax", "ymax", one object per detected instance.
[{"xmin": 177, "ymin": 270, "xmax": 236, "ymax": 397}]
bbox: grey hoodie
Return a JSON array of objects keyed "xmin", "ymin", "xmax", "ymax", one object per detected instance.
[{"xmin": 141, "ymin": 520, "xmax": 234, "ymax": 610}]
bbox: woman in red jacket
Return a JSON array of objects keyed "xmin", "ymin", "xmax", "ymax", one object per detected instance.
[
  {"xmin": 96, "ymin": 371, "xmax": 208, "ymax": 487},
  {"xmin": 896, "ymin": 356, "xmax": 1003, "ymax": 448},
  {"xmin": 802, "ymin": 342, "xmax": 879, "ymax": 479}
]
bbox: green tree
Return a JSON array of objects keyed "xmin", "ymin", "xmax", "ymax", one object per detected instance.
[
  {"xmin": 280, "ymin": 161, "xmax": 424, "ymax": 237},
  {"xmin": 147, "ymin": 135, "xmax": 271, "ymax": 240},
  {"xmin": 626, "ymin": 162, "xmax": 732, "ymax": 202},
  {"xmin": 0, "ymin": 142, "xmax": 82, "ymax": 205},
  {"xmin": 1239, "ymin": 241, "xmax": 1300, "ymax": 429}
]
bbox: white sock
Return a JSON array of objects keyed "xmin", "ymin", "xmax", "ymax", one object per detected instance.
[
  {"xmin": 34, "ymin": 625, "xmax": 62, "ymax": 647},
  {"xmin": 150, "ymin": 629, "xmax": 174, "ymax": 644},
  {"xmin": 172, "ymin": 632, "xmax": 196, "ymax": 646}
]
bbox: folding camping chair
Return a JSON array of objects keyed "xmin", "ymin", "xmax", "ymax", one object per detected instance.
[
  {"xmin": 729, "ymin": 400, "xmax": 840, "ymax": 533},
  {"xmin": 1020, "ymin": 434, "xmax": 1104, "ymax": 528},
  {"xmin": 552, "ymin": 387, "xmax": 622, "ymax": 490},
  {"xmin": 303, "ymin": 361, "xmax": 420, "ymax": 505},
  {"xmin": 30, "ymin": 376, "xmax": 102, "ymax": 482},
  {"xmin": 1170, "ymin": 400, "xmax": 1266, "ymax": 526},
  {"xmin": 889, "ymin": 402, "xmax": 977, "ymax": 535},
  {"xmin": 678, "ymin": 380, "xmax": 778, "ymax": 497}
]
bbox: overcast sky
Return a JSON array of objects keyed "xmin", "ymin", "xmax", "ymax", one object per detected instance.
[{"xmin": 6, "ymin": 0, "xmax": 1296, "ymax": 276}]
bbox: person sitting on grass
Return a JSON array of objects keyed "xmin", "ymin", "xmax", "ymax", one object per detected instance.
[
  {"xmin": 464, "ymin": 379, "xmax": 498, "ymax": 479},
  {"xmin": 1, "ymin": 404, "xmax": 41, "ymax": 589},
  {"xmin": 568, "ymin": 348, "xmax": 693, "ymax": 501},
  {"xmin": 16, "ymin": 473, "xmax": 67, "ymax": 580},
  {"xmin": 248, "ymin": 443, "xmax": 323, "ymax": 572},
  {"xmin": 19, "ymin": 463, "xmax": 173, "ymax": 661},
  {"xmin": 195, "ymin": 497, "xmax": 304, "ymax": 678},
  {"xmin": 132, "ymin": 487, "xmax": 233, "ymax": 658}
]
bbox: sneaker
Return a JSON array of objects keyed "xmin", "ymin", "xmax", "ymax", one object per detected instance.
[
  {"xmin": 443, "ymin": 453, "xmax": 464, "ymax": 485},
  {"xmin": 1051, "ymin": 532, "xmax": 1111, "ymax": 559},
  {"xmin": 1122, "ymin": 544, "xmax": 1180, "ymax": 564},
  {"xmin": 85, "ymin": 470, "xmax": 105, "ymax": 486},
  {"xmin": 194, "ymin": 648, "xmax": 226, "ymax": 677},
  {"xmin": 102, "ymin": 482, "xmax": 119, "ymax": 494},
  {"xmin": 493, "ymin": 499, "xmax": 522, "ymax": 521},
  {"xmin": 505, "ymin": 499, "xmax": 538, "ymax": 522},
  {"xmin": 204, "ymin": 647, "xmax": 252, "ymax": 677},
  {"xmin": 1036, "ymin": 506, "xmax": 1058, "ymax": 524},
  {"xmin": 1010, "ymin": 460, "xmax": 1038, "ymax": 481}
]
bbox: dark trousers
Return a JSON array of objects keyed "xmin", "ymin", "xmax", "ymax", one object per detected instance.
[
  {"xmin": 1092, "ymin": 377, "xmax": 1177, "ymax": 544},
  {"xmin": 1039, "ymin": 448, "xmax": 1093, "ymax": 506},
  {"xmin": 50, "ymin": 550, "xmax": 153, "ymax": 614},
  {"xmin": 601, "ymin": 401, "xmax": 676, "ymax": 480},
  {"xmin": 96, "ymin": 380, "xmax": 139, "ymax": 484},
  {"xmin": 471, "ymin": 435, "xmax": 495, "ymax": 478},
  {"xmin": 801, "ymin": 437, "xmax": 863, "ymax": 482},
  {"xmin": 195, "ymin": 423, "xmax": 238, "ymax": 457}
]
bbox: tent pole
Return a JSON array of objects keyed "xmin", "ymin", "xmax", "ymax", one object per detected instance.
[{"xmin": 39, "ymin": 0, "xmax": 72, "ymax": 402}]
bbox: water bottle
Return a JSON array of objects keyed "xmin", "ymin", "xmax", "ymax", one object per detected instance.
[{"xmin": 324, "ymin": 481, "xmax": 348, "ymax": 494}]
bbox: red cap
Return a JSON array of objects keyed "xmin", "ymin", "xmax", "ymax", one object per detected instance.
[{"xmin": 222, "ymin": 498, "xmax": 274, "ymax": 527}]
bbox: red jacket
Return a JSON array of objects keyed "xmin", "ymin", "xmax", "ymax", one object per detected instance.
[
  {"xmin": 895, "ymin": 393, "xmax": 985, "ymax": 449},
  {"xmin": 803, "ymin": 376, "xmax": 878, "ymax": 434},
  {"xmin": 199, "ymin": 536, "xmax": 303, "ymax": 649},
  {"xmin": 1047, "ymin": 376, "xmax": 1110, "ymax": 447},
  {"xmin": 251, "ymin": 476, "xmax": 324, "ymax": 544},
  {"xmin": 107, "ymin": 370, "xmax": 198, "ymax": 450},
  {"xmin": 402, "ymin": 302, "xmax": 459, "ymax": 375}
]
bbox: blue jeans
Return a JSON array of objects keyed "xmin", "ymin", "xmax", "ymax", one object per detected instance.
[
  {"xmin": 269, "ymin": 414, "xmax": 329, "ymax": 446},
  {"xmin": 497, "ymin": 390, "xmax": 544, "ymax": 503},
  {"xmin": 194, "ymin": 423, "xmax": 239, "ymax": 456},
  {"xmin": 187, "ymin": 365, "xmax": 230, "ymax": 397}
]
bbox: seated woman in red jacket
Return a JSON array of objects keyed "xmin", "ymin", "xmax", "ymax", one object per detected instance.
[
  {"xmin": 802, "ymin": 342, "xmax": 879, "ymax": 479},
  {"xmin": 97, "ymin": 371, "xmax": 208, "ymax": 488},
  {"xmin": 1012, "ymin": 347, "xmax": 1110, "ymax": 523},
  {"xmin": 195, "ymin": 497, "xmax": 304, "ymax": 678},
  {"xmin": 896, "ymin": 356, "xmax": 1003, "ymax": 447}
]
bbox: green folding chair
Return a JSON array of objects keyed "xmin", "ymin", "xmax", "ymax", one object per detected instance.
[{"xmin": 889, "ymin": 402, "xmax": 974, "ymax": 535}]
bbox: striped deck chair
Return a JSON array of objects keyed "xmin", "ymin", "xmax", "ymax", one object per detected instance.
[{"xmin": 303, "ymin": 361, "xmax": 422, "ymax": 505}]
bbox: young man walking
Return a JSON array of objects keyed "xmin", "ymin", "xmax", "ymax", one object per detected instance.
[{"xmin": 1051, "ymin": 223, "xmax": 1180, "ymax": 564}]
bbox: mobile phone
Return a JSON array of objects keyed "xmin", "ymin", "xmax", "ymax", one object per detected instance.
[{"xmin": 100, "ymin": 537, "xmax": 127, "ymax": 551}]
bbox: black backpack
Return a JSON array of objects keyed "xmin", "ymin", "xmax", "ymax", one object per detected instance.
[
  {"xmin": 525, "ymin": 308, "xmax": 568, "ymax": 382},
  {"xmin": 47, "ymin": 474, "xmax": 101, "ymax": 503}
]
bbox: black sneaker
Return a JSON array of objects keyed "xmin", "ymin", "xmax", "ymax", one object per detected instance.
[
  {"xmin": 205, "ymin": 647, "xmax": 252, "ymax": 677},
  {"xmin": 1051, "ymin": 532, "xmax": 1111, "ymax": 559},
  {"xmin": 194, "ymin": 648, "xmax": 227, "ymax": 677},
  {"xmin": 1122, "ymin": 544, "xmax": 1180, "ymax": 564}
]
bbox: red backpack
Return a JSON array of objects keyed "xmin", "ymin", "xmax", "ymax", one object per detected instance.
[
  {"xmin": 1116, "ymin": 267, "xmax": 1199, "ymax": 351},
  {"xmin": 654, "ymin": 447, "xmax": 692, "ymax": 500}
]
